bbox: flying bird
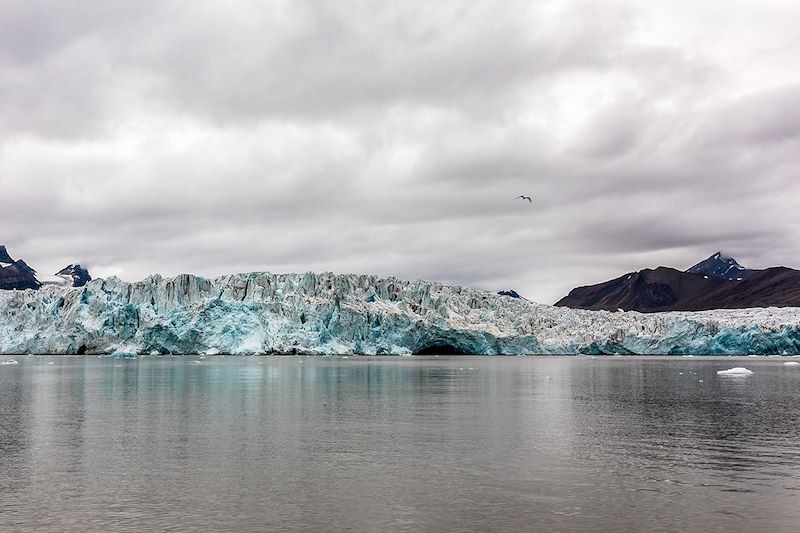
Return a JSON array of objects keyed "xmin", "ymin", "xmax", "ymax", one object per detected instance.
[{"xmin": 516, "ymin": 195, "xmax": 532, "ymax": 203}]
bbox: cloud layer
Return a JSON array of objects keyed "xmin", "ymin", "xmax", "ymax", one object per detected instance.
[{"xmin": 2, "ymin": 0, "xmax": 799, "ymax": 303}]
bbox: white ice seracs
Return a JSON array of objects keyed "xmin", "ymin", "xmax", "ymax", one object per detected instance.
[{"xmin": 1, "ymin": 271, "xmax": 800, "ymax": 355}]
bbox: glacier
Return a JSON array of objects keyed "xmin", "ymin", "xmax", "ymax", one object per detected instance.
[{"xmin": 1, "ymin": 271, "xmax": 800, "ymax": 355}]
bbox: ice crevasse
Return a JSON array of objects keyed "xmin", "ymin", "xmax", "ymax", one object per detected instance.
[{"xmin": 1, "ymin": 272, "xmax": 800, "ymax": 355}]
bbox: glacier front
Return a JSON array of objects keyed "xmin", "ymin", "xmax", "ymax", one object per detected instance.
[{"xmin": 1, "ymin": 271, "xmax": 800, "ymax": 355}]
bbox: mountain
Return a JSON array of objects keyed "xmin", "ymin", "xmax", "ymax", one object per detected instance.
[
  {"xmin": 556, "ymin": 254, "xmax": 800, "ymax": 312},
  {"xmin": 1, "ymin": 272, "xmax": 800, "ymax": 355},
  {"xmin": 0, "ymin": 246, "xmax": 14, "ymax": 266},
  {"xmin": 497, "ymin": 289, "xmax": 521, "ymax": 298},
  {"xmin": 0, "ymin": 246, "xmax": 91, "ymax": 290},
  {"xmin": 63, "ymin": 264, "xmax": 91, "ymax": 287},
  {"xmin": 686, "ymin": 252, "xmax": 756, "ymax": 280},
  {"xmin": 0, "ymin": 246, "xmax": 40, "ymax": 290},
  {"xmin": 48, "ymin": 264, "xmax": 92, "ymax": 287}
]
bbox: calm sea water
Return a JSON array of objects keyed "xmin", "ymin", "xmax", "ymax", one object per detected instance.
[{"xmin": 1, "ymin": 355, "xmax": 799, "ymax": 532}]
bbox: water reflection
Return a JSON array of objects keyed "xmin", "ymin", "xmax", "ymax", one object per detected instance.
[{"xmin": 0, "ymin": 356, "xmax": 798, "ymax": 532}]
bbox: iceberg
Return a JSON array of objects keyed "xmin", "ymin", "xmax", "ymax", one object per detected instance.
[
  {"xmin": 784, "ymin": 361, "xmax": 800, "ymax": 366},
  {"xmin": 1, "ymin": 271, "xmax": 800, "ymax": 355},
  {"xmin": 716, "ymin": 367, "xmax": 754, "ymax": 375}
]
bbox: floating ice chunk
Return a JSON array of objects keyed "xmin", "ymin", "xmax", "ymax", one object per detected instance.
[
  {"xmin": 48, "ymin": 361, "xmax": 54, "ymax": 365},
  {"xmin": 1, "ymin": 360, "xmax": 19, "ymax": 365},
  {"xmin": 716, "ymin": 367, "xmax": 753, "ymax": 375},
  {"xmin": 784, "ymin": 361, "xmax": 800, "ymax": 366}
]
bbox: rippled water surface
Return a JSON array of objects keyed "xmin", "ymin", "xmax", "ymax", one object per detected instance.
[{"xmin": 1, "ymin": 356, "xmax": 800, "ymax": 532}]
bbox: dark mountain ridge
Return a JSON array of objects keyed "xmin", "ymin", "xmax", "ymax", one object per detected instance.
[
  {"xmin": 556, "ymin": 253, "xmax": 800, "ymax": 312},
  {"xmin": 54, "ymin": 264, "xmax": 92, "ymax": 287},
  {"xmin": 0, "ymin": 258, "xmax": 41, "ymax": 290},
  {"xmin": 686, "ymin": 252, "xmax": 756, "ymax": 280},
  {"xmin": 0, "ymin": 245, "xmax": 14, "ymax": 265},
  {"xmin": 0, "ymin": 245, "xmax": 91, "ymax": 290}
]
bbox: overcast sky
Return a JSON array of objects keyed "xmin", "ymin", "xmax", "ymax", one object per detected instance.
[{"xmin": 2, "ymin": 0, "xmax": 799, "ymax": 303}]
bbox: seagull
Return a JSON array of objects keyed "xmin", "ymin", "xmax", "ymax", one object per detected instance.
[{"xmin": 516, "ymin": 195, "xmax": 532, "ymax": 203}]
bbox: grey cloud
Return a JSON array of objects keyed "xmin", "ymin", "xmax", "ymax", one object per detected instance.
[
  {"xmin": 0, "ymin": 0, "xmax": 638, "ymax": 138},
  {"xmin": 699, "ymin": 84, "xmax": 800, "ymax": 145},
  {"xmin": 2, "ymin": 0, "xmax": 800, "ymax": 304},
  {"xmin": 0, "ymin": 0, "xmax": 146, "ymax": 65},
  {"xmin": 573, "ymin": 99, "xmax": 650, "ymax": 158}
]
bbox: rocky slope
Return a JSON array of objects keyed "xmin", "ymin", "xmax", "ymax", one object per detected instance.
[
  {"xmin": 0, "ymin": 245, "xmax": 91, "ymax": 289},
  {"xmin": 39, "ymin": 264, "xmax": 92, "ymax": 288},
  {"xmin": 0, "ymin": 245, "xmax": 40, "ymax": 290},
  {"xmin": 556, "ymin": 254, "xmax": 800, "ymax": 312},
  {"xmin": 686, "ymin": 252, "xmax": 756, "ymax": 280},
  {"xmin": 2, "ymin": 271, "xmax": 800, "ymax": 355},
  {"xmin": 0, "ymin": 246, "xmax": 14, "ymax": 266}
]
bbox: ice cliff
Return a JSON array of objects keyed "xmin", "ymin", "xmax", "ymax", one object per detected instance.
[{"xmin": 2, "ymin": 272, "xmax": 800, "ymax": 355}]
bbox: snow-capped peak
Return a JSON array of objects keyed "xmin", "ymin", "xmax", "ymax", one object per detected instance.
[{"xmin": 686, "ymin": 252, "xmax": 752, "ymax": 280}]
